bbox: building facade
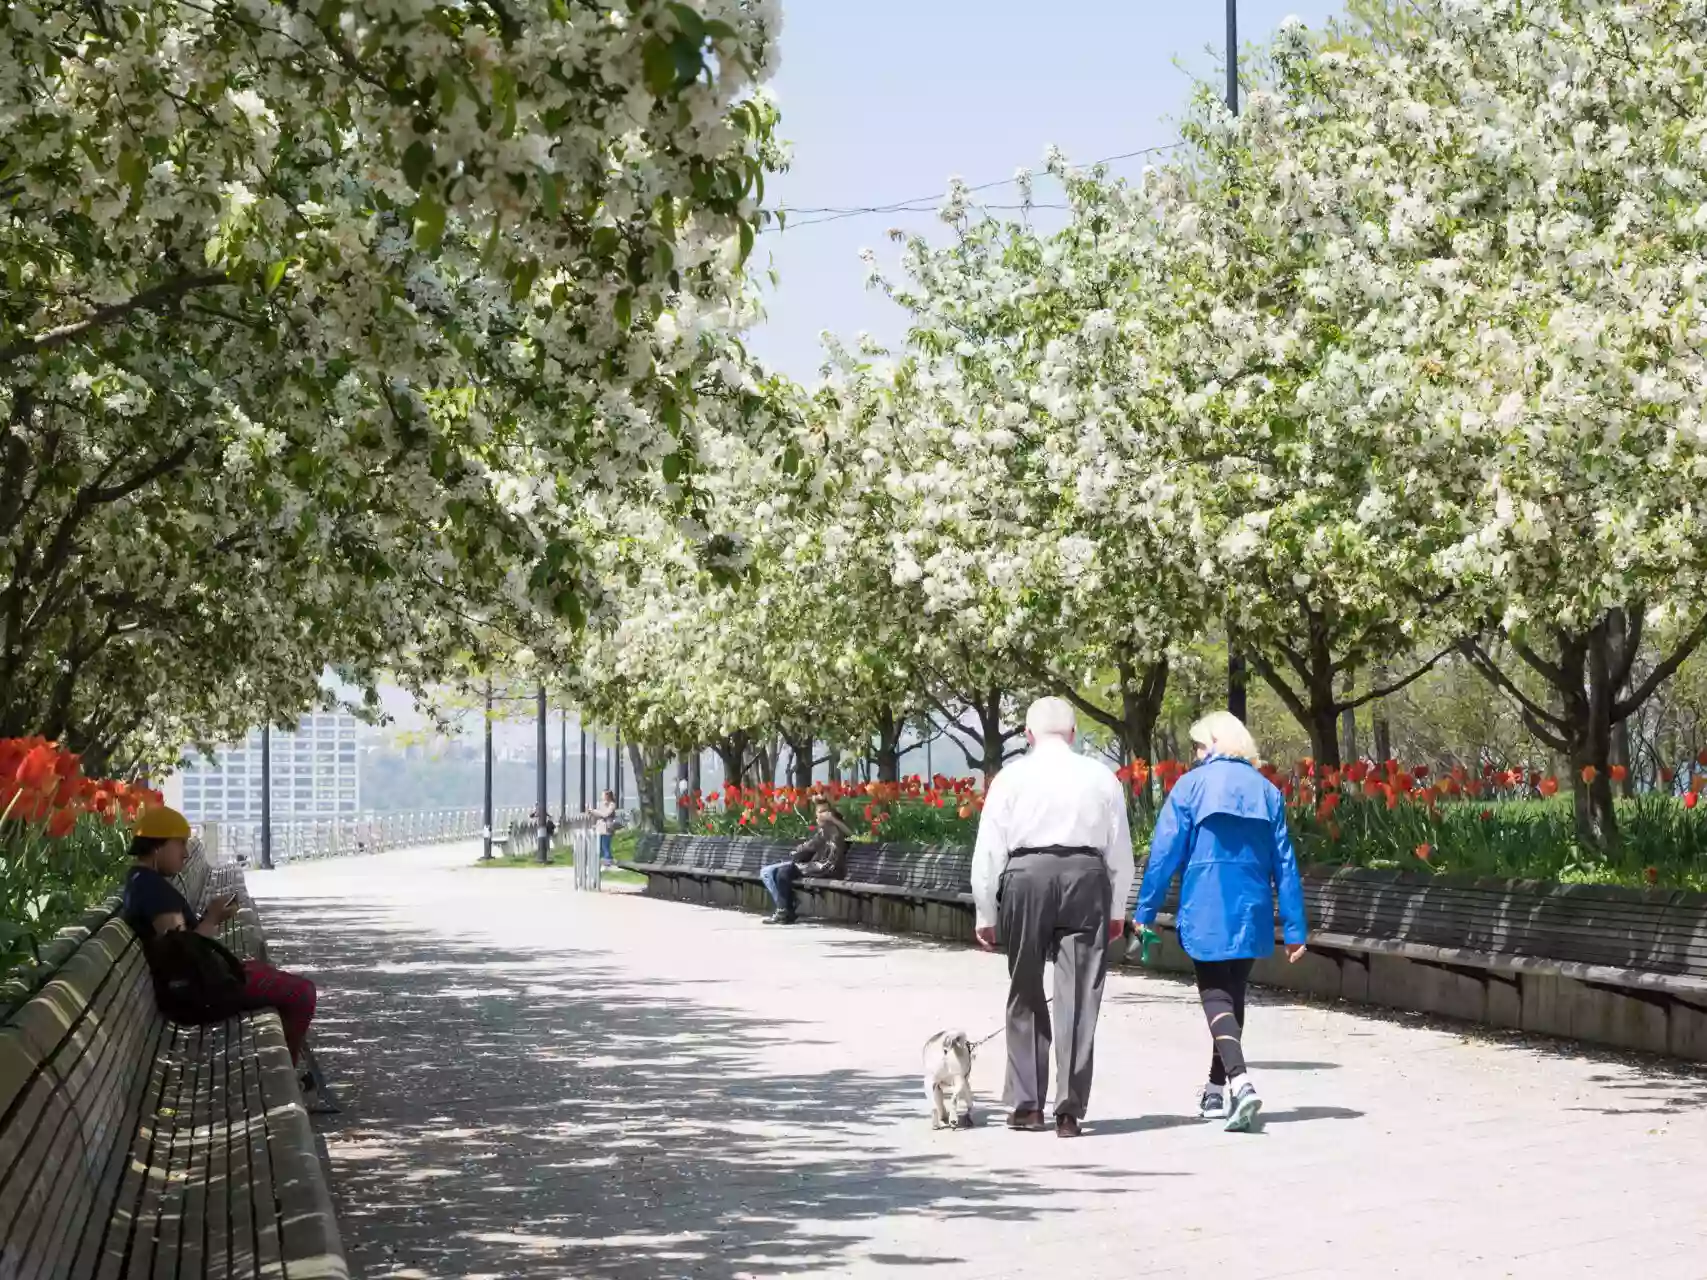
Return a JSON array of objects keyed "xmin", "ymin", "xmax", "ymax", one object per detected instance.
[{"xmin": 175, "ymin": 713, "xmax": 361, "ymax": 824}]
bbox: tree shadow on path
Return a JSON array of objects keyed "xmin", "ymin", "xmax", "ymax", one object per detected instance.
[{"xmin": 267, "ymin": 902, "xmax": 1103, "ymax": 1279}]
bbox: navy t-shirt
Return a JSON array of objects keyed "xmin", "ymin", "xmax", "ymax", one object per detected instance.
[{"xmin": 121, "ymin": 866, "xmax": 198, "ymax": 941}]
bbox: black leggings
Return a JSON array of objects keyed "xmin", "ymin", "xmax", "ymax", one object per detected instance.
[{"xmin": 1193, "ymin": 958, "xmax": 1255, "ymax": 1085}]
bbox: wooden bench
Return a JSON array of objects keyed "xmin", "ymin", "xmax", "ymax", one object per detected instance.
[
  {"xmin": 624, "ymin": 834, "xmax": 979, "ymax": 940},
  {"xmin": 0, "ymin": 847, "xmax": 347, "ymax": 1277}
]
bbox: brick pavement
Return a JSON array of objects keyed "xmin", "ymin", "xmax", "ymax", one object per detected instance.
[{"xmin": 250, "ymin": 845, "xmax": 1707, "ymax": 1280}]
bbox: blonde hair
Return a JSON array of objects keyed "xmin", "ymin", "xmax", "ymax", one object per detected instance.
[{"xmin": 1188, "ymin": 711, "xmax": 1261, "ymax": 764}]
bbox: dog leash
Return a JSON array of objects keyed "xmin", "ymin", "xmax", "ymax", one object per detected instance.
[{"xmin": 969, "ymin": 997, "xmax": 1050, "ymax": 1056}]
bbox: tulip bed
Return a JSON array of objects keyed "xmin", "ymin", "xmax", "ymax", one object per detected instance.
[
  {"xmin": 0, "ymin": 738, "xmax": 164, "ymax": 972},
  {"xmin": 692, "ymin": 756, "xmax": 1707, "ymax": 892}
]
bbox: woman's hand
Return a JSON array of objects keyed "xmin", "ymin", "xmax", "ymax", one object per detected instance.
[{"xmin": 1284, "ymin": 943, "xmax": 1307, "ymax": 964}]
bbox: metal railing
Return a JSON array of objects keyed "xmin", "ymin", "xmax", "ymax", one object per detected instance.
[
  {"xmin": 499, "ymin": 812, "xmax": 606, "ymax": 890},
  {"xmin": 200, "ymin": 808, "xmax": 532, "ymax": 866}
]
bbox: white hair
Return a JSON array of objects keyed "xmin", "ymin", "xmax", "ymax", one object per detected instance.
[
  {"xmin": 1188, "ymin": 711, "xmax": 1261, "ymax": 764},
  {"xmin": 1025, "ymin": 696, "xmax": 1077, "ymax": 741}
]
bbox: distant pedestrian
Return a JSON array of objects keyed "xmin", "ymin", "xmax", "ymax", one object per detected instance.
[
  {"xmin": 1135, "ymin": 712, "xmax": 1309, "ymax": 1133},
  {"xmin": 589, "ymin": 790, "xmax": 618, "ymax": 864},
  {"xmin": 970, "ymin": 697, "xmax": 1133, "ymax": 1138}
]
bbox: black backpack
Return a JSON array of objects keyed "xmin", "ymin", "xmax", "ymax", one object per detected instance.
[{"xmin": 145, "ymin": 930, "xmax": 249, "ymax": 1025}]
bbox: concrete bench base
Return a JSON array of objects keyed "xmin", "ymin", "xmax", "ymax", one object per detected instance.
[{"xmin": 1132, "ymin": 918, "xmax": 1707, "ymax": 1060}]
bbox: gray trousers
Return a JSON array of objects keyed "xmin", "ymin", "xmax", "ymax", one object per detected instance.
[{"xmin": 998, "ymin": 851, "xmax": 1112, "ymax": 1119}]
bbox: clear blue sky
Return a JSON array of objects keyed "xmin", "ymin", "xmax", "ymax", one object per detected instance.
[{"xmin": 747, "ymin": 0, "xmax": 1345, "ymax": 380}]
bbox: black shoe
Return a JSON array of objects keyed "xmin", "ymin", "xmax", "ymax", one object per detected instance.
[{"xmin": 1006, "ymin": 1109, "xmax": 1047, "ymax": 1131}]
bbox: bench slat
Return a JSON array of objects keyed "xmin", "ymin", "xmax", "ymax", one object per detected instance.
[
  {"xmin": 68, "ymin": 1015, "xmax": 168, "ymax": 1278},
  {"xmin": 24, "ymin": 947, "xmax": 154, "ymax": 1279},
  {"xmin": 255, "ymin": 1014, "xmax": 348, "ymax": 1278},
  {"xmin": 239, "ymin": 1012, "xmax": 285, "ymax": 1276},
  {"xmin": 120, "ymin": 1023, "xmax": 202, "ymax": 1278}
]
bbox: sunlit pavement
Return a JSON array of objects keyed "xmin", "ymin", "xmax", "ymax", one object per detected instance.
[{"xmin": 250, "ymin": 844, "xmax": 1707, "ymax": 1280}]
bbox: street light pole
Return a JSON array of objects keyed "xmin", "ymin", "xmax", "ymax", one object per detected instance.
[
  {"xmin": 1226, "ymin": 0, "xmax": 1238, "ymax": 114},
  {"xmin": 560, "ymin": 710, "xmax": 568, "ymax": 822},
  {"xmin": 259, "ymin": 726, "xmax": 274, "ymax": 870},
  {"xmin": 1223, "ymin": 0, "xmax": 1250, "ymax": 724},
  {"xmin": 536, "ymin": 683, "xmax": 550, "ymax": 864},
  {"xmin": 482, "ymin": 679, "xmax": 494, "ymax": 861},
  {"xmin": 579, "ymin": 727, "xmax": 588, "ymax": 812}
]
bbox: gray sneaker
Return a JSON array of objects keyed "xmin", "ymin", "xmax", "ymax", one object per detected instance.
[
  {"xmin": 1199, "ymin": 1085, "xmax": 1227, "ymax": 1121},
  {"xmin": 1224, "ymin": 1080, "xmax": 1262, "ymax": 1133}
]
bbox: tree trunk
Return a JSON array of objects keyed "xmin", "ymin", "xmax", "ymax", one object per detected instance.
[
  {"xmin": 676, "ymin": 758, "xmax": 691, "ymax": 829},
  {"xmin": 1331, "ymin": 672, "xmax": 1358, "ymax": 761},
  {"xmin": 1372, "ymin": 699, "xmax": 1393, "ymax": 764},
  {"xmin": 787, "ymin": 735, "xmax": 814, "ymax": 790},
  {"xmin": 874, "ymin": 710, "xmax": 903, "ymax": 784},
  {"xmin": 827, "ymin": 750, "xmax": 842, "ymax": 784},
  {"xmin": 628, "ymin": 744, "xmax": 665, "ymax": 833},
  {"xmin": 714, "ymin": 731, "xmax": 748, "ymax": 791}
]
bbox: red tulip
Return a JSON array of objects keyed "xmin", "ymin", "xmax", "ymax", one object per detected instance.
[{"xmin": 1685, "ymin": 791, "xmax": 1700, "ymax": 811}]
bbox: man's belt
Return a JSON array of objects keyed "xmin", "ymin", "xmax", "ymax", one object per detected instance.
[{"xmin": 1010, "ymin": 845, "xmax": 1101, "ymax": 858}]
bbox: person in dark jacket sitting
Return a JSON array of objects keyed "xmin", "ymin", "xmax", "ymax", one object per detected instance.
[{"xmin": 760, "ymin": 800, "xmax": 850, "ymax": 925}]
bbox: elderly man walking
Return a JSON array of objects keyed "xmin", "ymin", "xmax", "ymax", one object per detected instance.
[{"xmin": 971, "ymin": 697, "xmax": 1133, "ymax": 1137}]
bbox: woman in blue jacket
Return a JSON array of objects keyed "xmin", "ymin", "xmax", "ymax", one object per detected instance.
[{"xmin": 1135, "ymin": 712, "xmax": 1308, "ymax": 1132}]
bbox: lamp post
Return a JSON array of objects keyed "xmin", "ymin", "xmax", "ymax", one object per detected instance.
[
  {"xmin": 579, "ymin": 727, "xmax": 588, "ymax": 812},
  {"xmin": 259, "ymin": 726, "xmax": 274, "ymax": 870},
  {"xmin": 560, "ymin": 710, "xmax": 568, "ymax": 822},
  {"xmin": 536, "ymin": 683, "xmax": 550, "ymax": 864},
  {"xmin": 481, "ymin": 679, "xmax": 494, "ymax": 861},
  {"xmin": 1224, "ymin": 0, "xmax": 1250, "ymax": 724}
]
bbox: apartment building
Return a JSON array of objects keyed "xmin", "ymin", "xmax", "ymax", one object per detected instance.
[{"xmin": 175, "ymin": 713, "xmax": 361, "ymax": 824}]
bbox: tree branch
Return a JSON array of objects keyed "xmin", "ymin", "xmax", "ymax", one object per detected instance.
[
  {"xmin": 0, "ymin": 273, "xmax": 229, "ymax": 366},
  {"xmin": 1459, "ymin": 640, "xmax": 1569, "ymax": 732},
  {"xmin": 1342, "ymin": 643, "xmax": 1456, "ymax": 712},
  {"xmin": 1615, "ymin": 612, "xmax": 1707, "ymax": 724}
]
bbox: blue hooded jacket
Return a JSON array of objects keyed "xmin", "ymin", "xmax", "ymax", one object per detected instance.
[{"xmin": 1134, "ymin": 755, "xmax": 1308, "ymax": 962}]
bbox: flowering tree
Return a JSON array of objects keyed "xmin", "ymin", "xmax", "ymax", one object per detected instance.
[
  {"xmin": 1, "ymin": 0, "xmax": 781, "ymax": 768},
  {"xmin": 1299, "ymin": 0, "xmax": 1707, "ymax": 846}
]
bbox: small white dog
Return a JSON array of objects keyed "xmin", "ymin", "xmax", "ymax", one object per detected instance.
[{"xmin": 922, "ymin": 1029, "xmax": 976, "ymax": 1130}]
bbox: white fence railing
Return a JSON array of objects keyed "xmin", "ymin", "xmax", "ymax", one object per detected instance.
[
  {"xmin": 200, "ymin": 808, "xmax": 533, "ymax": 865},
  {"xmin": 498, "ymin": 813, "xmax": 605, "ymax": 890}
]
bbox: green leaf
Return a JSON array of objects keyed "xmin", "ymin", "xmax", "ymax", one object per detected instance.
[
  {"xmin": 316, "ymin": 0, "xmax": 344, "ymax": 31},
  {"xmin": 662, "ymin": 452, "xmax": 684, "ymax": 483},
  {"xmin": 642, "ymin": 36, "xmax": 677, "ymax": 96},
  {"xmin": 540, "ymin": 170, "xmax": 562, "ymax": 221},
  {"xmin": 614, "ymin": 289, "xmax": 632, "ymax": 330},
  {"xmin": 413, "ymin": 195, "xmax": 447, "ymax": 251},
  {"xmin": 264, "ymin": 260, "xmax": 288, "ymax": 294},
  {"xmin": 402, "ymin": 139, "xmax": 433, "ymax": 190},
  {"xmin": 738, "ymin": 220, "xmax": 755, "ymax": 266},
  {"xmin": 667, "ymin": 2, "xmax": 706, "ymax": 45}
]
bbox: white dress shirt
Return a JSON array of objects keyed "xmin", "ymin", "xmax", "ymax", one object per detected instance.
[{"xmin": 970, "ymin": 737, "xmax": 1134, "ymax": 929}]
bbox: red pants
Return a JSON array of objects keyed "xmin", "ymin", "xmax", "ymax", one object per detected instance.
[{"xmin": 242, "ymin": 959, "xmax": 316, "ymax": 1065}]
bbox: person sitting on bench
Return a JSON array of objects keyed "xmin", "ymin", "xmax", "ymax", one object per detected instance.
[
  {"xmin": 760, "ymin": 799, "xmax": 851, "ymax": 925},
  {"xmin": 121, "ymin": 806, "xmax": 320, "ymax": 1069}
]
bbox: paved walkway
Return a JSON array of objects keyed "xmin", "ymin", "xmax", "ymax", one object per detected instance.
[{"xmin": 250, "ymin": 845, "xmax": 1707, "ymax": 1280}]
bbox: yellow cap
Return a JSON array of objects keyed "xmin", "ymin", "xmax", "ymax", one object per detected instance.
[{"xmin": 133, "ymin": 806, "xmax": 192, "ymax": 840}]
